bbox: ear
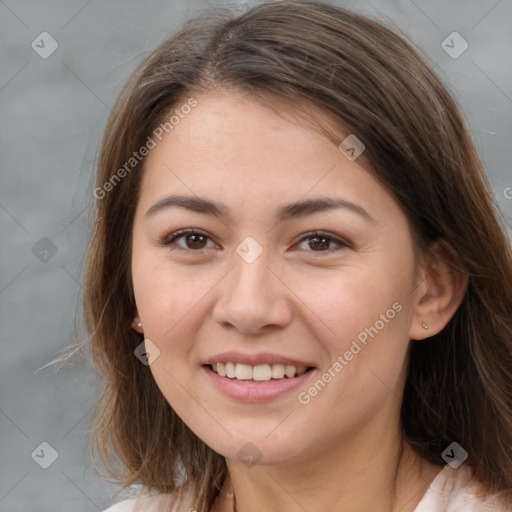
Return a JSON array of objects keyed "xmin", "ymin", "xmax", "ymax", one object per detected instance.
[
  {"xmin": 410, "ymin": 241, "xmax": 468, "ymax": 340},
  {"xmin": 131, "ymin": 310, "xmax": 144, "ymax": 334}
]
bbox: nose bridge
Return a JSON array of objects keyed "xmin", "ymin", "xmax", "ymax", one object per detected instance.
[
  {"xmin": 227, "ymin": 243, "xmax": 275, "ymax": 306},
  {"xmin": 213, "ymin": 239, "xmax": 292, "ymax": 332}
]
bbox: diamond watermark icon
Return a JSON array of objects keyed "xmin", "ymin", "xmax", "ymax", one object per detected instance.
[
  {"xmin": 237, "ymin": 442, "xmax": 262, "ymax": 467},
  {"xmin": 31, "ymin": 441, "xmax": 59, "ymax": 469},
  {"xmin": 32, "ymin": 237, "xmax": 58, "ymax": 263},
  {"xmin": 134, "ymin": 339, "xmax": 161, "ymax": 366},
  {"xmin": 441, "ymin": 441, "xmax": 468, "ymax": 469},
  {"xmin": 441, "ymin": 32, "xmax": 468, "ymax": 59},
  {"xmin": 338, "ymin": 134, "xmax": 365, "ymax": 161},
  {"xmin": 236, "ymin": 236, "xmax": 263, "ymax": 264},
  {"xmin": 31, "ymin": 32, "xmax": 59, "ymax": 59}
]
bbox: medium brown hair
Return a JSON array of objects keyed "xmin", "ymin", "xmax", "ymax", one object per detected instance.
[{"xmin": 59, "ymin": 1, "xmax": 512, "ymax": 509}]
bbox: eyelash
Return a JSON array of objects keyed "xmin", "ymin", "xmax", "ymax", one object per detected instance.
[{"xmin": 160, "ymin": 228, "xmax": 351, "ymax": 254}]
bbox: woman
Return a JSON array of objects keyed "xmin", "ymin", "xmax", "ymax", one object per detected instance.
[{"xmin": 75, "ymin": 1, "xmax": 512, "ymax": 510}]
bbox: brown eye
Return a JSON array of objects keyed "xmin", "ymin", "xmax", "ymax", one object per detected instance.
[
  {"xmin": 308, "ymin": 235, "xmax": 331, "ymax": 251},
  {"xmin": 295, "ymin": 231, "xmax": 350, "ymax": 253},
  {"xmin": 183, "ymin": 233, "xmax": 208, "ymax": 249},
  {"xmin": 162, "ymin": 229, "xmax": 217, "ymax": 251}
]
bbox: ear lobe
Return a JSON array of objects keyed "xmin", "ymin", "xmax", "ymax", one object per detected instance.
[
  {"xmin": 131, "ymin": 309, "xmax": 144, "ymax": 333},
  {"xmin": 410, "ymin": 241, "xmax": 468, "ymax": 340}
]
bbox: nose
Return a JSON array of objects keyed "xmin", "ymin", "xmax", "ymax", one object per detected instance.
[{"xmin": 212, "ymin": 249, "xmax": 293, "ymax": 334}]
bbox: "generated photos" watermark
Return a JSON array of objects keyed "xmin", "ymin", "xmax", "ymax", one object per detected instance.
[{"xmin": 298, "ymin": 301, "xmax": 403, "ymax": 404}]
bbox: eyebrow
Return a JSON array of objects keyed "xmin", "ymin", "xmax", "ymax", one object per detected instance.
[{"xmin": 144, "ymin": 194, "xmax": 375, "ymax": 223}]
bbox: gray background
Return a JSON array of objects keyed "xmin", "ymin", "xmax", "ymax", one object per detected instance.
[{"xmin": 1, "ymin": 0, "xmax": 511, "ymax": 510}]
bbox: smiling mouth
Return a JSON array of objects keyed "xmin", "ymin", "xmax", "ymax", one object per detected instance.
[{"xmin": 206, "ymin": 362, "xmax": 316, "ymax": 382}]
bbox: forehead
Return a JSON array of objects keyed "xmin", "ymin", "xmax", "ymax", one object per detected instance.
[
  {"xmin": 136, "ymin": 90, "xmax": 398, "ymax": 223},
  {"xmin": 158, "ymin": 90, "xmax": 333, "ymax": 165}
]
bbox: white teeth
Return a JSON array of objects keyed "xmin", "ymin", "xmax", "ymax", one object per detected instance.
[
  {"xmin": 271, "ymin": 363, "xmax": 285, "ymax": 379},
  {"xmin": 216, "ymin": 362, "xmax": 226, "ymax": 377},
  {"xmin": 211, "ymin": 362, "xmax": 310, "ymax": 380},
  {"xmin": 285, "ymin": 365, "xmax": 296, "ymax": 378},
  {"xmin": 235, "ymin": 363, "xmax": 253, "ymax": 380},
  {"xmin": 225, "ymin": 362, "xmax": 236, "ymax": 379},
  {"xmin": 252, "ymin": 364, "xmax": 272, "ymax": 381}
]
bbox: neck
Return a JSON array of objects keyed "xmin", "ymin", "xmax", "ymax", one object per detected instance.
[{"xmin": 214, "ymin": 426, "xmax": 441, "ymax": 512}]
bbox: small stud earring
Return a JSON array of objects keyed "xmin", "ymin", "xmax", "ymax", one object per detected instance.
[
  {"xmin": 422, "ymin": 322, "xmax": 428, "ymax": 330},
  {"xmin": 136, "ymin": 321, "xmax": 142, "ymax": 327}
]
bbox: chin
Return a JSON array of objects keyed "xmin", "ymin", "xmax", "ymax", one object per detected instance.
[{"xmin": 208, "ymin": 434, "xmax": 308, "ymax": 467}]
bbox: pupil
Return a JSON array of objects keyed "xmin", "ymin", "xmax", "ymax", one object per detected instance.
[
  {"xmin": 188, "ymin": 234, "xmax": 206, "ymax": 249},
  {"xmin": 310, "ymin": 236, "xmax": 329, "ymax": 251}
]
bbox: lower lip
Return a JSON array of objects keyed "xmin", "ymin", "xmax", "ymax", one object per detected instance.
[{"xmin": 202, "ymin": 365, "xmax": 317, "ymax": 402}]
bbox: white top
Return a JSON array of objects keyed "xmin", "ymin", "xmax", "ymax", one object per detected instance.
[{"xmin": 102, "ymin": 464, "xmax": 507, "ymax": 511}]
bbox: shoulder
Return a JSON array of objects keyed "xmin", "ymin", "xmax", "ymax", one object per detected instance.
[
  {"xmin": 414, "ymin": 463, "xmax": 508, "ymax": 511},
  {"xmin": 102, "ymin": 492, "xmax": 189, "ymax": 512}
]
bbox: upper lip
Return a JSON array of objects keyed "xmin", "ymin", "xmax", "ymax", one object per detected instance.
[{"xmin": 204, "ymin": 351, "xmax": 316, "ymax": 368}]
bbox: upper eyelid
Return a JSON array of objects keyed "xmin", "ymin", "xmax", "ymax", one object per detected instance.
[{"xmin": 163, "ymin": 228, "xmax": 209, "ymax": 242}]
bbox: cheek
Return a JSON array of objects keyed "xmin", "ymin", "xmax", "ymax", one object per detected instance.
[
  {"xmin": 295, "ymin": 256, "xmax": 412, "ymax": 347},
  {"xmin": 299, "ymin": 256, "xmax": 414, "ymax": 402},
  {"xmin": 131, "ymin": 258, "xmax": 216, "ymax": 416},
  {"xmin": 131, "ymin": 251, "xmax": 226, "ymax": 365}
]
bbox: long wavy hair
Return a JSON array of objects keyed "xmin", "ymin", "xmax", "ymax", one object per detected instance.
[{"xmin": 55, "ymin": 1, "xmax": 512, "ymax": 509}]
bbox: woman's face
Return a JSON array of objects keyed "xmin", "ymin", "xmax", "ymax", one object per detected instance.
[{"xmin": 131, "ymin": 89, "xmax": 424, "ymax": 465}]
